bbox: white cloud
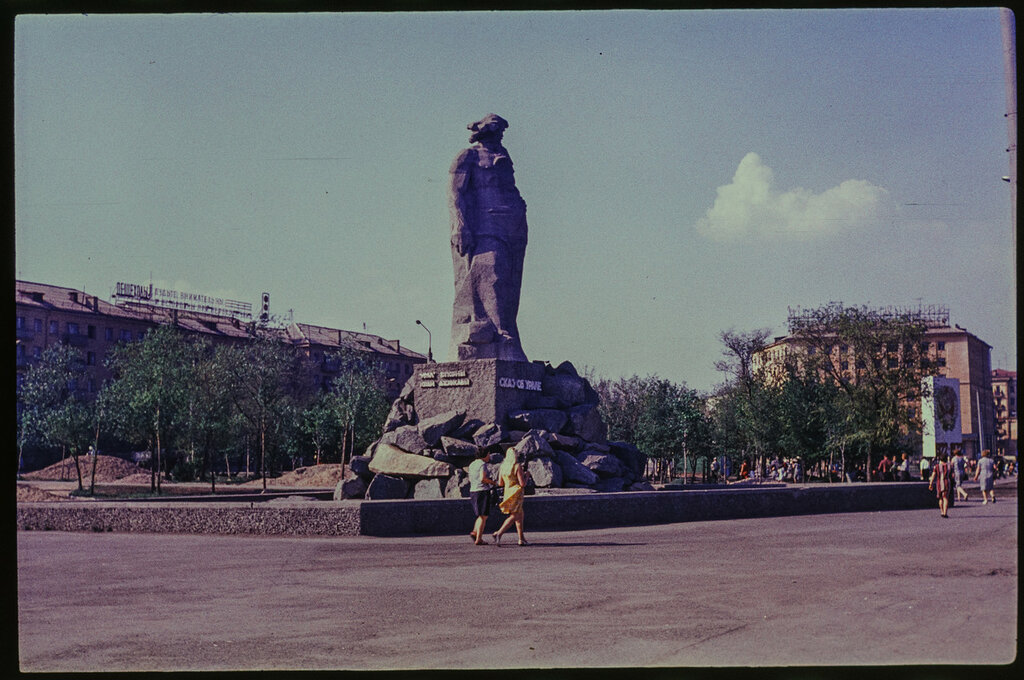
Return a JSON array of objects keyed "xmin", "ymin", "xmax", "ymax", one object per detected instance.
[{"xmin": 696, "ymin": 152, "xmax": 890, "ymax": 240}]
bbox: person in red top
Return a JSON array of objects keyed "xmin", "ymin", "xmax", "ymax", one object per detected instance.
[
  {"xmin": 876, "ymin": 454, "xmax": 893, "ymax": 481},
  {"xmin": 928, "ymin": 452, "xmax": 953, "ymax": 518}
]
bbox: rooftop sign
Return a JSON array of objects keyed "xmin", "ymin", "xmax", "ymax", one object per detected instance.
[{"xmin": 113, "ymin": 281, "xmax": 253, "ymax": 319}]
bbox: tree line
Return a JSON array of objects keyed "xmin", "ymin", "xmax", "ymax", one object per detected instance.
[
  {"xmin": 18, "ymin": 303, "xmax": 932, "ymax": 491},
  {"xmin": 594, "ymin": 303, "xmax": 932, "ymax": 483},
  {"xmin": 17, "ymin": 325, "xmax": 389, "ymax": 494}
]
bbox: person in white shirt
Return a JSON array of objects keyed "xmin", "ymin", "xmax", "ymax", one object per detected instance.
[{"xmin": 467, "ymin": 449, "xmax": 496, "ymax": 545}]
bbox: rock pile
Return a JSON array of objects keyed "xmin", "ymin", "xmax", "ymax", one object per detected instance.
[{"xmin": 335, "ymin": 361, "xmax": 652, "ymax": 500}]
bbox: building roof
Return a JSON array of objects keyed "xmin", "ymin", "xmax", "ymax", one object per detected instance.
[
  {"xmin": 285, "ymin": 322, "xmax": 424, "ymax": 360},
  {"xmin": 765, "ymin": 323, "xmax": 992, "ymax": 349},
  {"xmin": 16, "ymin": 280, "xmax": 426, "ymax": 361},
  {"xmin": 16, "ymin": 280, "xmax": 149, "ymax": 322},
  {"xmin": 992, "ymin": 369, "xmax": 1017, "ymax": 379}
]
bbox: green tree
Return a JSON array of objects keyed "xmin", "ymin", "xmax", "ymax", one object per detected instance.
[
  {"xmin": 180, "ymin": 341, "xmax": 242, "ymax": 491},
  {"xmin": 226, "ymin": 332, "xmax": 309, "ymax": 490},
  {"xmin": 18, "ymin": 343, "xmax": 94, "ymax": 489},
  {"xmin": 103, "ymin": 325, "xmax": 193, "ymax": 493},
  {"xmin": 326, "ymin": 347, "xmax": 389, "ymax": 463},
  {"xmin": 787, "ymin": 303, "xmax": 930, "ymax": 479},
  {"xmin": 595, "ymin": 375, "xmax": 708, "ymax": 482},
  {"xmin": 774, "ymin": 360, "xmax": 842, "ymax": 479},
  {"xmin": 299, "ymin": 391, "xmax": 342, "ymax": 466},
  {"xmin": 713, "ymin": 328, "xmax": 780, "ymax": 476},
  {"xmin": 594, "ymin": 374, "xmax": 643, "ymax": 445}
]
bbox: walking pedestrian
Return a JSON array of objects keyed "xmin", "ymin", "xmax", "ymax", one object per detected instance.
[
  {"xmin": 951, "ymin": 447, "xmax": 969, "ymax": 501},
  {"xmin": 928, "ymin": 453, "xmax": 953, "ymax": 518},
  {"xmin": 973, "ymin": 449, "xmax": 996, "ymax": 504},
  {"xmin": 493, "ymin": 449, "xmax": 529, "ymax": 546},
  {"xmin": 467, "ymin": 449, "xmax": 496, "ymax": 545}
]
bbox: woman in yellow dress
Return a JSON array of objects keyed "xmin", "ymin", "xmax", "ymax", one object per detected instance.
[{"xmin": 493, "ymin": 449, "xmax": 529, "ymax": 545}]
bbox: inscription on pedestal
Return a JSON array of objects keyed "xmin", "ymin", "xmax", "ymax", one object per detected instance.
[
  {"xmin": 420, "ymin": 369, "xmax": 472, "ymax": 389},
  {"xmin": 498, "ymin": 376, "xmax": 542, "ymax": 391}
]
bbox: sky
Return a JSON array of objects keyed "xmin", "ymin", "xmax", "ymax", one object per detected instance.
[{"xmin": 14, "ymin": 9, "xmax": 1017, "ymax": 393}]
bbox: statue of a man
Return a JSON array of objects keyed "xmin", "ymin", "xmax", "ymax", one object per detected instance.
[{"xmin": 448, "ymin": 114, "xmax": 529, "ymax": 362}]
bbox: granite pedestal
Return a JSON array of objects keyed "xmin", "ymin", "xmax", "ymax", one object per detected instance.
[{"xmin": 413, "ymin": 359, "xmax": 546, "ymax": 425}]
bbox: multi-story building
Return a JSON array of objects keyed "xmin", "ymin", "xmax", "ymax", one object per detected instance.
[
  {"xmin": 752, "ymin": 305, "xmax": 995, "ymax": 459},
  {"xmin": 991, "ymin": 369, "xmax": 1017, "ymax": 459},
  {"xmin": 15, "ymin": 280, "xmax": 427, "ymax": 406}
]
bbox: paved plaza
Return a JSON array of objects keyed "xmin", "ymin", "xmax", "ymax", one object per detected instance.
[{"xmin": 15, "ymin": 486, "xmax": 1018, "ymax": 672}]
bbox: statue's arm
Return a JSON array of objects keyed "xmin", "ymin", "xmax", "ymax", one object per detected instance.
[{"xmin": 449, "ymin": 149, "xmax": 475, "ymax": 256}]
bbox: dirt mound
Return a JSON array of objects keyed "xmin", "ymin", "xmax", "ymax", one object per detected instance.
[
  {"xmin": 239, "ymin": 464, "xmax": 347, "ymax": 488},
  {"xmin": 16, "ymin": 484, "xmax": 68, "ymax": 502},
  {"xmin": 22, "ymin": 455, "xmax": 146, "ymax": 483}
]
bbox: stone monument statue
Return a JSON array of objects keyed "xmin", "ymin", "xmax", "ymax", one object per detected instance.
[
  {"xmin": 448, "ymin": 113, "xmax": 528, "ymax": 362},
  {"xmin": 340, "ymin": 116, "xmax": 649, "ymax": 502}
]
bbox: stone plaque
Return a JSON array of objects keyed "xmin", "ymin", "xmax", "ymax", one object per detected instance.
[{"xmin": 414, "ymin": 359, "xmax": 547, "ymax": 426}]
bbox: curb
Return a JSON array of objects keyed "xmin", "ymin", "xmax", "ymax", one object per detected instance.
[{"xmin": 16, "ymin": 482, "xmax": 943, "ymax": 537}]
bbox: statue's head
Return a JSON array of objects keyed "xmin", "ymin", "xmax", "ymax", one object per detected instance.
[{"xmin": 468, "ymin": 113, "xmax": 508, "ymax": 143}]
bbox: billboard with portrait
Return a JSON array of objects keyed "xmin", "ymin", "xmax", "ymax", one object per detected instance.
[{"xmin": 921, "ymin": 376, "xmax": 962, "ymax": 457}]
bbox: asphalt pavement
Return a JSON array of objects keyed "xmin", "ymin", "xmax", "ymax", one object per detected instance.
[{"xmin": 15, "ymin": 481, "xmax": 1018, "ymax": 671}]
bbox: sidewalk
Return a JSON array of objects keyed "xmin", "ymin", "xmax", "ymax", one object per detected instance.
[{"xmin": 16, "ymin": 493, "xmax": 1017, "ymax": 671}]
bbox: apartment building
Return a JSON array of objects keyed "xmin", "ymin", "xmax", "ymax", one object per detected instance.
[
  {"xmin": 15, "ymin": 280, "xmax": 427, "ymax": 404},
  {"xmin": 752, "ymin": 307, "xmax": 994, "ymax": 459},
  {"xmin": 991, "ymin": 369, "xmax": 1017, "ymax": 458}
]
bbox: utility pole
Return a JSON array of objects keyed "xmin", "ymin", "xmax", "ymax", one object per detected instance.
[{"xmin": 1001, "ymin": 9, "xmax": 1016, "ymax": 261}]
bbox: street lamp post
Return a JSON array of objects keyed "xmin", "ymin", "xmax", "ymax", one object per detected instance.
[{"xmin": 415, "ymin": 319, "xmax": 433, "ymax": 363}]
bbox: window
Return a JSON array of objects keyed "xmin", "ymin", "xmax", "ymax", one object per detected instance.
[
  {"xmin": 34, "ymin": 319, "xmax": 42, "ymax": 332},
  {"xmin": 937, "ymin": 342, "xmax": 946, "ymax": 351},
  {"xmin": 87, "ymin": 351, "xmax": 96, "ymax": 366},
  {"xmin": 33, "ymin": 346, "xmax": 42, "ymax": 359},
  {"xmin": 49, "ymin": 320, "xmax": 58, "ymax": 334},
  {"xmin": 937, "ymin": 357, "xmax": 947, "ymax": 367},
  {"xmin": 87, "ymin": 325, "xmax": 96, "ymax": 339},
  {"xmin": 88, "ymin": 379, "xmax": 96, "ymax": 393},
  {"xmin": 886, "ymin": 342, "xmax": 898, "ymax": 352},
  {"xmin": 840, "ymin": 344, "xmax": 848, "ymax": 352},
  {"xmin": 68, "ymin": 378, "xmax": 78, "ymax": 392},
  {"xmin": 840, "ymin": 361, "xmax": 849, "ymax": 371},
  {"xmin": 138, "ymin": 331, "xmax": 147, "ymax": 341},
  {"xmin": 120, "ymin": 329, "xmax": 133, "ymax": 342},
  {"xmin": 67, "ymin": 322, "xmax": 80, "ymax": 335},
  {"xmin": 888, "ymin": 357, "xmax": 899, "ymax": 368},
  {"xmin": 16, "ymin": 316, "xmax": 24, "ymax": 329},
  {"xmin": 921, "ymin": 342, "xmax": 930, "ymax": 352},
  {"xmin": 105, "ymin": 327, "xmax": 114, "ymax": 341}
]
